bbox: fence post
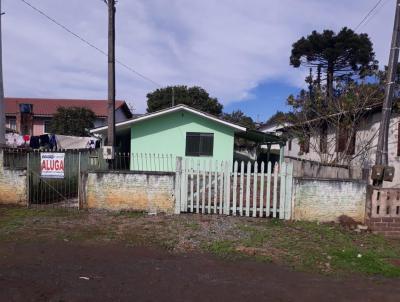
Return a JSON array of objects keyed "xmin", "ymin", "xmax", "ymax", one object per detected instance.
[
  {"xmin": 26, "ymin": 152, "xmax": 30, "ymax": 208},
  {"xmin": 285, "ymin": 163, "xmax": 293, "ymax": 220},
  {"xmin": 279, "ymin": 162, "xmax": 287, "ymax": 219},
  {"xmin": 175, "ymin": 157, "xmax": 182, "ymax": 214}
]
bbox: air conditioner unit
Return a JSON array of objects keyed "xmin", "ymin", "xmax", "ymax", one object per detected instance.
[{"xmin": 102, "ymin": 146, "xmax": 115, "ymax": 160}]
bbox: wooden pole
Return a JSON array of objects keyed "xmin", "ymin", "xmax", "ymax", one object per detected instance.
[
  {"xmin": 0, "ymin": 0, "xmax": 5, "ymax": 148},
  {"xmin": 107, "ymin": 0, "xmax": 116, "ymax": 147},
  {"xmin": 375, "ymin": 0, "xmax": 400, "ymax": 166}
]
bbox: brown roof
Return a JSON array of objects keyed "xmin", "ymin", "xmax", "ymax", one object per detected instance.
[{"xmin": 4, "ymin": 97, "xmax": 130, "ymax": 118}]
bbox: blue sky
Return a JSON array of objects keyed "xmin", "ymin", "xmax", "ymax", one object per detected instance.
[{"xmin": 2, "ymin": 0, "xmax": 396, "ymax": 121}]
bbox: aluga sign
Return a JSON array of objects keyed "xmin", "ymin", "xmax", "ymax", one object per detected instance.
[{"xmin": 40, "ymin": 153, "xmax": 65, "ymax": 179}]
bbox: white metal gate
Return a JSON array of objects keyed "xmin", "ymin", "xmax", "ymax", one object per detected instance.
[{"xmin": 175, "ymin": 159, "xmax": 293, "ymax": 219}]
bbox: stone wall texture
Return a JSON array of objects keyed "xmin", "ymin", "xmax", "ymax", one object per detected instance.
[
  {"xmin": 0, "ymin": 151, "xmax": 27, "ymax": 206},
  {"xmin": 293, "ymin": 178, "xmax": 367, "ymax": 223},
  {"xmin": 84, "ymin": 171, "xmax": 175, "ymax": 213}
]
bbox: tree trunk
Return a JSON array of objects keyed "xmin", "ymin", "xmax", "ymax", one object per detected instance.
[{"xmin": 326, "ymin": 63, "xmax": 334, "ymax": 101}]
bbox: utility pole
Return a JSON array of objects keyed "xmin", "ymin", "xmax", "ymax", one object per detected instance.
[
  {"xmin": 0, "ymin": 0, "xmax": 5, "ymax": 148},
  {"xmin": 375, "ymin": 0, "xmax": 400, "ymax": 166},
  {"xmin": 106, "ymin": 0, "xmax": 116, "ymax": 148}
]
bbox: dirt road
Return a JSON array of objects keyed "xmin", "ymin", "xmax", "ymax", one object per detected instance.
[{"xmin": 1, "ymin": 242, "xmax": 399, "ymax": 302}]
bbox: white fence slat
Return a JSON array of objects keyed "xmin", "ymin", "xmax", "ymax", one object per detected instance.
[
  {"xmin": 202, "ymin": 161, "xmax": 206, "ymax": 214},
  {"xmin": 219, "ymin": 162, "xmax": 224, "ymax": 214},
  {"xmin": 252, "ymin": 162, "xmax": 258, "ymax": 217},
  {"xmin": 245, "ymin": 161, "xmax": 251, "ymax": 217},
  {"xmin": 272, "ymin": 163, "xmax": 278, "ymax": 218},
  {"xmin": 196, "ymin": 161, "xmax": 200, "ymax": 213},
  {"xmin": 224, "ymin": 161, "xmax": 230, "ymax": 215},
  {"xmin": 190, "ymin": 160, "xmax": 194, "ymax": 213},
  {"xmin": 266, "ymin": 162, "xmax": 272, "ymax": 217},
  {"xmin": 259, "ymin": 162, "xmax": 265, "ymax": 217},
  {"xmin": 232, "ymin": 161, "xmax": 238, "ymax": 216},
  {"xmin": 239, "ymin": 162, "xmax": 245, "ymax": 216},
  {"xmin": 181, "ymin": 158, "xmax": 187, "ymax": 212},
  {"xmin": 285, "ymin": 163, "xmax": 293, "ymax": 220},
  {"xmin": 208, "ymin": 160, "xmax": 212, "ymax": 214},
  {"xmin": 279, "ymin": 162, "xmax": 287, "ymax": 219},
  {"xmin": 214, "ymin": 161, "xmax": 218, "ymax": 214}
]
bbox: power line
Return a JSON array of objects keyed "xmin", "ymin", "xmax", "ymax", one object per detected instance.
[
  {"xmin": 18, "ymin": 0, "xmax": 162, "ymax": 88},
  {"xmin": 354, "ymin": 0, "xmax": 385, "ymax": 31}
]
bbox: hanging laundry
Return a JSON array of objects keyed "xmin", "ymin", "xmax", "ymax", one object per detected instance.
[
  {"xmin": 39, "ymin": 134, "xmax": 50, "ymax": 147},
  {"xmin": 55, "ymin": 134, "xmax": 99, "ymax": 150},
  {"xmin": 5, "ymin": 133, "xmax": 25, "ymax": 148},
  {"xmin": 29, "ymin": 136, "xmax": 40, "ymax": 149},
  {"xmin": 49, "ymin": 135, "xmax": 57, "ymax": 150}
]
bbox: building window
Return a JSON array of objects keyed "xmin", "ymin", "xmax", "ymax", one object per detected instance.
[
  {"xmin": 288, "ymin": 139, "xmax": 292, "ymax": 151},
  {"xmin": 185, "ymin": 132, "xmax": 214, "ymax": 157},
  {"xmin": 320, "ymin": 124, "xmax": 328, "ymax": 154},
  {"xmin": 299, "ymin": 134, "xmax": 310, "ymax": 154},
  {"xmin": 44, "ymin": 120, "xmax": 52, "ymax": 133},
  {"xmin": 337, "ymin": 127, "xmax": 356, "ymax": 155},
  {"xmin": 6, "ymin": 117, "xmax": 16, "ymax": 130}
]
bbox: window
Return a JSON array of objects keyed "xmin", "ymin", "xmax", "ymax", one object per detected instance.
[
  {"xmin": 44, "ymin": 120, "xmax": 52, "ymax": 134},
  {"xmin": 337, "ymin": 127, "xmax": 355, "ymax": 155},
  {"xmin": 185, "ymin": 132, "xmax": 214, "ymax": 157},
  {"xmin": 6, "ymin": 117, "xmax": 16, "ymax": 130},
  {"xmin": 299, "ymin": 134, "xmax": 310, "ymax": 154},
  {"xmin": 288, "ymin": 139, "xmax": 292, "ymax": 151},
  {"xmin": 320, "ymin": 124, "xmax": 328, "ymax": 154}
]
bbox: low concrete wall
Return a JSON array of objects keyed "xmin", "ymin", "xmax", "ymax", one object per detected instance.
[
  {"xmin": 292, "ymin": 177, "xmax": 367, "ymax": 223},
  {"xmin": 285, "ymin": 157, "xmax": 365, "ymax": 180},
  {"xmin": 0, "ymin": 150, "xmax": 27, "ymax": 206},
  {"xmin": 82, "ymin": 171, "xmax": 175, "ymax": 213}
]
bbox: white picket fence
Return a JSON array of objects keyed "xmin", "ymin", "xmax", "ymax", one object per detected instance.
[{"xmin": 175, "ymin": 159, "xmax": 294, "ymax": 220}]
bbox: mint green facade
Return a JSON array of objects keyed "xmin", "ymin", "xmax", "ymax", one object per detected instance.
[{"xmin": 130, "ymin": 110, "xmax": 235, "ymax": 170}]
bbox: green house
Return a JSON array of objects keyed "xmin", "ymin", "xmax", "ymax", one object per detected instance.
[{"xmin": 91, "ymin": 105, "xmax": 284, "ymax": 170}]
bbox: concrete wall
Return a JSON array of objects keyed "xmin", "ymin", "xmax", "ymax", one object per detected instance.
[
  {"xmin": 285, "ymin": 157, "xmax": 364, "ymax": 180},
  {"xmin": 292, "ymin": 177, "xmax": 367, "ymax": 223},
  {"xmin": 0, "ymin": 150, "xmax": 27, "ymax": 206},
  {"xmin": 83, "ymin": 171, "xmax": 175, "ymax": 213}
]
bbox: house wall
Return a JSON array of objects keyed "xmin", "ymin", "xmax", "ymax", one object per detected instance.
[
  {"xmin": 284, "ymin": 112, "xmax": 400, "ymax": 188},
  {"xmin": 32, "ymin": 119, "xmax": 45, "ymax": 136},
  {"xmin": 292, "ymin": 177, "xmax": 367, "ymax": 222},
  {"xmin": 82, "ymin": 171, "xmax": 175, "ymax": 213},
  {"xmin": 130, "ymin": 110, "xmax": 235, "ymax": 170},
  {"xmin": 0, "ymin": 150, "xmax": 27, "ymax": 206}
]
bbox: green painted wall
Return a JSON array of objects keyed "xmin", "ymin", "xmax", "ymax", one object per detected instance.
[{"xmin": 130, "ymin": 110, "xmax": 235, "ymax": 170}]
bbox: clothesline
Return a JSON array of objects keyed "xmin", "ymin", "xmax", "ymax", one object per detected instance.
[{"xmin": 5, "ymin": 133, "xmax": 100, "ymax": 150}]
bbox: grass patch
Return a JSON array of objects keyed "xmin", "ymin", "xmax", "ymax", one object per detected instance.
[
  {"xmin": 206, "ymin": 240, "xmax": 238, "ymax": 259},
  {"xmin": 330, "ymin": 249, "xmax": 400, "ymax": 277}
]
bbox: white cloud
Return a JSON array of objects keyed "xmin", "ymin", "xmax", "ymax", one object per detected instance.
[{"xmin": 2, "ymin": 0, "xmax": 396, "ymax": 113}]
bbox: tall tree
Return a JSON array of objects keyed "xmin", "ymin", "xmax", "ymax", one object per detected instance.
[
  {"xmin": 222, "ymin": 110, "xmax": 255, "ymax": 129},
  {"xmin": 147, "ymin": 86, "xmax": 223, "ymax": 115},
  {"xmin": 290, "ymin": 27, "xmax": 377, "ymax": 98},
  {"xmin": 49, "ymin": 107, "xmax": 96, "ymax": 137}
]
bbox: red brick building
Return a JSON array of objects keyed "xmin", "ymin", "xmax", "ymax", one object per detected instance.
[{"xmin": 4, "ymin": 98, "xmax": 133, "ymax": 136}]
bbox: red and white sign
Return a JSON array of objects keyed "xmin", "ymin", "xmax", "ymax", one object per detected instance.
[{"xmin": 40, "ymin": 153, "xmax": 65, "ymax": 179}]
